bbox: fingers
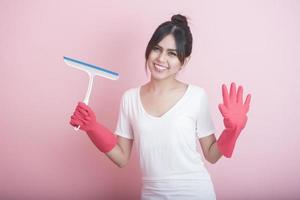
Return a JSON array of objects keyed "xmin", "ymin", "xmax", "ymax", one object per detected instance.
[
  {"xmin": 76, "ymin": 107, "xmax": 88, "ymax": 117},
  {"xmin": 72, "ymin": 105, "xmax": 88, "ymax": 122},
  {"xmin": 237, "ymin": 85, "xmax": 243, "ymax": 104},
  {"xmin": 70, "ymin": 117, "xmax": 83, "ymax": 127},
  {"xmin": 243, "ymin": 94, "xmax": 251, "ymax": 113},
  {"xmin": 77, "ymin": 102, "xmax": 89, "ymax": 113},
  {"xmin": 77, "ymin": 102, "xmax": 94, "ymax": 117},
  {"xmin": 222, "ymin": 84, "xmax": 229, "ymax": 106},
  {"xmin": 224, "ymin": 83, "xmax": 246, "ymax": 104},
  {"xmin": 218, "ymin": 104, "xmax": 228, "ymax": 117},
  {"xmin": 69, "ymin": 102, "xmax": 92, "ymax": 128},
  {"xmin": 221, "ymin": 83, "xmax": 251, "ymax": 114},
  {"xmin": 70, "ymin": 115, "xmax": 89, "ymax": 127},
  {"xmin": 229, "ymin": 82, "xmax": 237, "ymax": 101}
]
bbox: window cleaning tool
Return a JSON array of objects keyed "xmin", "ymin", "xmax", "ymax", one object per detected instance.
[{"xmin": 63, "ymin": 56, "xmax": 119, "ymax": 131}]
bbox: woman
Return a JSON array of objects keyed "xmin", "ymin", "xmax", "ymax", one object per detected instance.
[{"xmin": 70, "ymin": 14, "xmax": 251, "ymax": 200}]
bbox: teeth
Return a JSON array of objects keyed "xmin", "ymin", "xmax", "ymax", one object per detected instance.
[{"xmin": 154, "ymin": 64, "xmax": 168, "ymax": 71}]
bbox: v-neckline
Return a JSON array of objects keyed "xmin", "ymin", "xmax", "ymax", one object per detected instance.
[{"xmin": 138, "ymin": 84, "xmax": 191, "ymax": 119}]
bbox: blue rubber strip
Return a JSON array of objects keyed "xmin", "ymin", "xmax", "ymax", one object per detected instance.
[{"xmin": 63, "ymin": 56, "xmax": 119, "ymax": 76}]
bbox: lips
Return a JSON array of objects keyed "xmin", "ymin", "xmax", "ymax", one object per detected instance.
[{"xmin": 154, "ymin": 63, "xmax": 169, "ymax": 72}]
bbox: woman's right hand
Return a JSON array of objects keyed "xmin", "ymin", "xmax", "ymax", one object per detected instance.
[
  {"xmin": 69, "ymin": 102, "xmax": 118, "ymax": 153},
  {"xmin": 69, "ymin": 102, "xmax": 98, "ymax": 132}
]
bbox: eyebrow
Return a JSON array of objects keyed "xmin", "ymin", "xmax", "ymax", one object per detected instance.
[{"xmin": 155, "ymin": 44, "xmax": 177, "ymax": 52}]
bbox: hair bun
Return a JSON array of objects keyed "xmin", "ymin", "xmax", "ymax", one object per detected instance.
[{"xmin": 171, "ymin": 14, "xmax": 188, "ymax": 27}]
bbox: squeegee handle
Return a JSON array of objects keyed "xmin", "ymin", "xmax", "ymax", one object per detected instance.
[{"xmin": 75, "ymin": 74, "xmax": 94, "ymax": 131}]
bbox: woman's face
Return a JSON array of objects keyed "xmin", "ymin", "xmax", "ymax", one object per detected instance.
[{"xmin": 146, "ymin": 34, "xmax": 183, "ymax": 81}]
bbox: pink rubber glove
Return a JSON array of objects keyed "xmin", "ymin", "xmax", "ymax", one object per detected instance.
[
  {"xmin": 217, "ymin": 83, "xmax": 251, "ymax": 158},
  {"xmin": 69, "ymin": 102, "xmax": 118, "ymax": 153}
]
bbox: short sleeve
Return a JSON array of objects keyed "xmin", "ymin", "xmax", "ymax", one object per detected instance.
[
  {"xmin": 114, "ymin": 92, "xmax": 134, "ymax": 139},
  {"xmin": 196, "ymin": 90, "xmax": 216, "ymax": 138}
]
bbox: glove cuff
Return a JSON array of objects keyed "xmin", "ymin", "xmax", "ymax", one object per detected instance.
[
  {"xmin": 87, "ymin": 123, "xmax": 118, "ymax": 153},
  {"xmin": 217, "ymin": 127, "xmax": 242, "ymax": 158}
]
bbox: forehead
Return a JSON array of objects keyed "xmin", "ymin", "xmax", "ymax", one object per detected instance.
[{"xmin": 157, "ymin": 34, "xmax": 176, "ymax": 50}]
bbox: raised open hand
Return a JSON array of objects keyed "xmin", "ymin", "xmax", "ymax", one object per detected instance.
[{"xmin": 218, "ymin": 82, "xmax": 251, "ymax": 130}]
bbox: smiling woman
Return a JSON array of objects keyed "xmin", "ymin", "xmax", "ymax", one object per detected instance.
[
  {"xmin": 147, "ymin": 34, "xmax": 182, "ymax": 78},
  {"xmin": 145, "ymin": 14, "xmax": 193, "ymax": 66},
  {"xmin": 70, "ymin": 14, "xmax": 251, "ymax": 200}
]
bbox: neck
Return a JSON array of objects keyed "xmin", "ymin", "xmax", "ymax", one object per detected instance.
[{"xmin": 146, "ymin": 77, "xmax": 180, "ymax": 94}]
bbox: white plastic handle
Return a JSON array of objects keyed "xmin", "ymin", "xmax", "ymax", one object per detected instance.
[
  {"xmin": 74, "ymin": 73, "xmax": 94, "ymax": 131},
  {"xmin": 74, "ymin": 126, "xmax": 80, "ymax": 131}
]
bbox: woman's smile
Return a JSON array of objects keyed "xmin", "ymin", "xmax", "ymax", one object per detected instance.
[{"xmin": 153, "ymin": 63, "xmax": 169, "ymax": 72}]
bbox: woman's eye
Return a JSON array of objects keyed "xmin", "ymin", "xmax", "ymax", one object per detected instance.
[
  {"xmin": 168, "ymin": 52, "xmax": 177, "ymax": 56},
  {"xmin": 152, "ymin": 46, "xmax": 160, "ymax": 51}
]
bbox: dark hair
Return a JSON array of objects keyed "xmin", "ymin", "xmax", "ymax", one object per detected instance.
[{"xmin": 145, "ymin": 14, "xmax": 193, "ymax": 71}]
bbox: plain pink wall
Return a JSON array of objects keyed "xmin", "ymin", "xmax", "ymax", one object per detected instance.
[{"xmin": 1, "ymin": 0, "xmax": 299, "ymax": 199}]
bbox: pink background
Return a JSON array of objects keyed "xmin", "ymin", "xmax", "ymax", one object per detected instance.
[{"xmin": 1, "ymin": 0, "xmax": 299, "ymax": 199}]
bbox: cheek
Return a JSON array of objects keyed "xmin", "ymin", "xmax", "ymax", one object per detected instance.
[
  {"xmin": 169, "ymin": 59, "xmax": 182, "ymax": 70},
  {"xmin": 148, "ymin": 51, "xmax": 158, "ymax": 61}
]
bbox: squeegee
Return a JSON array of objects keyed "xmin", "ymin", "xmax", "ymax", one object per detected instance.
[{"xmin": 63, "ymin": 56, "xmax": 119, "ymax": 131}]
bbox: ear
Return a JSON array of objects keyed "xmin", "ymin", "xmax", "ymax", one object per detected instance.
[{"xmin": 181, "ymin": 56, "xmax": 191, "ymax": 69}]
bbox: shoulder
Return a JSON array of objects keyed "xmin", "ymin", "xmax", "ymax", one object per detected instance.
[
  {"xmin": 189, "ymin": 84, "xmax": 207, "ymax": 99},
  {"xmin": 120, "ymin": 86, "xmax": 139, "ymax": 104},
  {"xmin": 122, "ymin": 86, "xmax": 139, "ymax": 97},
  {"xmin": 119, "ymin": 87, "xmax": 140, "ymax": 116}
]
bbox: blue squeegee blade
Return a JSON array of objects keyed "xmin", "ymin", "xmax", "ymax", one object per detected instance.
[{"xmin": 63, "ymin": 56, "xmax": 119, "ymax": 77}]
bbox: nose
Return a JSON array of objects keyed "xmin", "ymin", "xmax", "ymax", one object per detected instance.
[{"xmin": 157, "ymin": 52, "xmax": 166, "ymax": 63}]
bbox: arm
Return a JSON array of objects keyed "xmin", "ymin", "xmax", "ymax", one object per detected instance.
[
  {"xmin": 70, "ymin": 102, "xmax": 133, "ymax": 168},
  {"xmin": 199, "ymin": 134, "xmax": 222, "ymax": 164},
  {"xmin": 200, "ymin": 83, "xmax": 251, "ymax": 162},
  {"xmin": 216, "ymin": 82, "xmax": 251, "ymax": 158},
  {"xmin": 106, "ymin": 136, "xmax": 133, "ymax": 168}
]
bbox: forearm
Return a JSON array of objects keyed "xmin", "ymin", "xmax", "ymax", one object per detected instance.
[
  {"xmin": 217, "ymin": 82, "xmax": 251, "ymax": 158},
  {"xmin": 70, "ymin": 102, "xmax": 127, "ymax": 167},
  {"xmin": 217, "ymin": 127, "xmax": 242, "ymax": 158},
  {"xmin": 207, "ymin": 141, "xmax": 223, "ymax": 164},
  {"xmin": 85, "ymin": 122, "xmax": 129, "ymax": 168},
  {"xmin": 105, "ymin": 143, "xmax": 127, "ymax": 168}
]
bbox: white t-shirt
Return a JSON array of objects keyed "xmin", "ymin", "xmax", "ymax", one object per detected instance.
[{"xmin": 115, "ymin": 84, "xmax": 216, "ymax": 199}]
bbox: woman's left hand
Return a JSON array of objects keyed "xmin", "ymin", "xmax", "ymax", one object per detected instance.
[{"xmin": 218, "ymin": 82, "xmax": 251, "ymax": 130}]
